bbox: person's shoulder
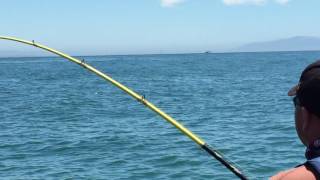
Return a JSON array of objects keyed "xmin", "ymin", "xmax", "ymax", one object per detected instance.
[{"xmin": 270, "ymin": 165, "xmax": 316, "ymax": 180}]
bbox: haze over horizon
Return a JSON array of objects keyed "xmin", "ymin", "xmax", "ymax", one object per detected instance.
[{"xmin": 1, "ymin": 0, "xmax": 319, "ymax": 56}]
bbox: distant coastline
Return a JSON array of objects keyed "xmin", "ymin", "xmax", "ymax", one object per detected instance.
[
  {"xmin": 233, "ymin": 36, "xmax": 320, "ymax": 53},
  {"xmin": 1, "ymin": 50, "xmax": 320, "ymax": 59},
  {"xmin": 1, "ymin": 36, "xmax": 320, "ymax": 58}
]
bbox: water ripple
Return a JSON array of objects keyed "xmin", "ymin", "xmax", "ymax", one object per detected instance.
[{"xmin": 1, "ymin": 52, "xmax": 320, "ymax": 179}]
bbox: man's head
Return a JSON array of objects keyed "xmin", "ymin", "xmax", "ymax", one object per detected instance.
[{"xmin": 288, "ymin": 60, "xmax": 320, "ymax": 146}]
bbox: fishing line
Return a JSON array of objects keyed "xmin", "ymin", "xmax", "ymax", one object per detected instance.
[{"xmin": 0, "ymin": 36, "xmax": 249, "ymax": 179}]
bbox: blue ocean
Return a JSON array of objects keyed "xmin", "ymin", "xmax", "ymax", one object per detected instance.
[{"xmin": 1, "ymin": 51, "xmax": 320, "ymax": 179}]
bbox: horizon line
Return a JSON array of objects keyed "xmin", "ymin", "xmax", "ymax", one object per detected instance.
[{"xmin": 1, "ymin": 49, "xmax": 320, "ymax": 59}]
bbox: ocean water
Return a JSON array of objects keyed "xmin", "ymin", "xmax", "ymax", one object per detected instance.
[{"xmin": 1, "ymin": 51, "xmax": 320, "ymax": 179}]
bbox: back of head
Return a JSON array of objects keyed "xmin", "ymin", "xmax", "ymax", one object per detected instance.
[{"xmin": 290, "ymin": 60, "xmax": 320, "ymax": 118}]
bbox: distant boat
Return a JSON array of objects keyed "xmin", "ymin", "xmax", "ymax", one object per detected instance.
[{"xmin": 204, "ymin": 51, "xmax": 211, "ymax": 54}]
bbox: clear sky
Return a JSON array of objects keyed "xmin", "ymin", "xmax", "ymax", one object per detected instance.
[{"xmin": 0, "ymin": 0, "xmax": 320, "ymax": 56}]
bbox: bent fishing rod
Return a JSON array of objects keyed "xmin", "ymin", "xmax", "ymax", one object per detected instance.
[{"xmin": 0, "ymin": 36, "xmax": 248, "ymax": 179}]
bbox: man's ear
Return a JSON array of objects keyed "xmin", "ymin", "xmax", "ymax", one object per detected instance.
[{"xmin": 301, "ymin": 107, "xmax": 311, "ymax": 131}]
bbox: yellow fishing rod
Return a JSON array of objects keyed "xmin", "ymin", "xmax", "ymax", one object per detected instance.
[{"xmin": 0, "ymin": 36, "xmax": 248, "ymax": 179}]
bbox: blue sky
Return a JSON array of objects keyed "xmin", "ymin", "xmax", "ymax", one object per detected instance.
[{"xmin": 0, "ymin": 0, "xmax": 319, "ymax": 56}]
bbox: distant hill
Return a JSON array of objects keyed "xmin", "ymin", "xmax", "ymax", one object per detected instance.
[{"xmin": 235, "ymin": 36, "xmax": 320, "ymax": 52}]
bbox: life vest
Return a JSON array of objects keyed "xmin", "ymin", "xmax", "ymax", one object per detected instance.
[
  {"xmin": 305, "ymin": 157, "xmax": 320, "ymax": 180},
  {"xmin": 302, "ymin": 139, "xmax": 320, "ymax": 179}
]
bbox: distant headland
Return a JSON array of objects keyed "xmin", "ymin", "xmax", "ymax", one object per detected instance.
[{"xmin": 233, "ymin": 36, "xmax": 320, "ymax": 53}]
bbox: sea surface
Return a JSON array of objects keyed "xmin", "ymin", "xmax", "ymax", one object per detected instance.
[{"xmin": 1, "ymin": 51, "xmax": 320, "ymax": 179}]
